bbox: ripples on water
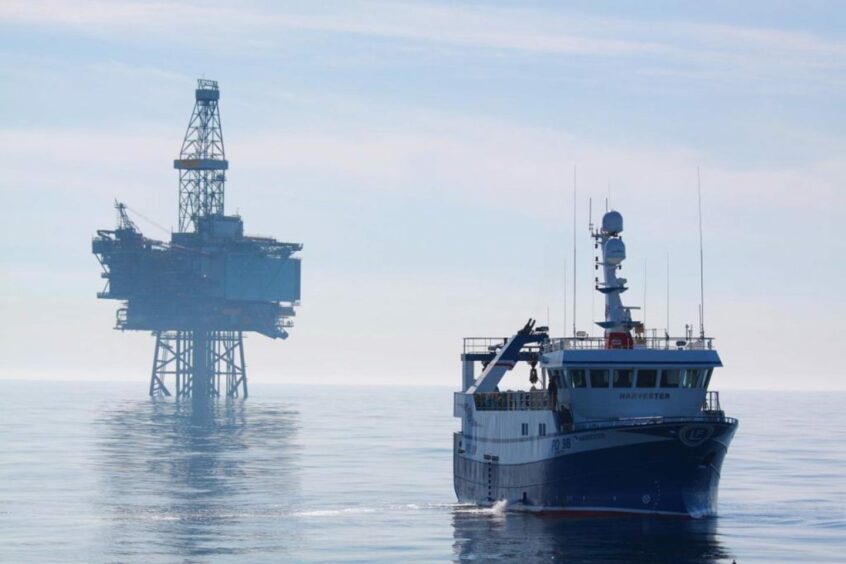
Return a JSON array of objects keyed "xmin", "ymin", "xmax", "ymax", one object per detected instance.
[
  {"xmin": 0, "ymin": 382, "xmax": 844, "ymax": 562},
  {"xmin": 96, "ymin": 399, "xmax": 302, "ymax": 561}
]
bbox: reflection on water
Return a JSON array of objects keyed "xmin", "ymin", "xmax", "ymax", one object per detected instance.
[
  {"xmin": 452, "ymin": 507, "xmax": 732, "ymax": 563},
  {"xmin": 5, "ymin": 384, "xmax": 844, "ymax": 561},
  {"xmin": 95, "ymin": 398, "xmax": 302, "ymax": 561}
]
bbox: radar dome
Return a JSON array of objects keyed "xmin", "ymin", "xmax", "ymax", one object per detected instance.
[
  {"xmin": 604, "ymin": 238, "xmax": 626, "ymax": 264},
  {"xmin": 601, "ymin": 211, "xmax": 623, "ymax": 235}
]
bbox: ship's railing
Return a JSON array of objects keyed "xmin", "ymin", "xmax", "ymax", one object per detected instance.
[
  {"xmin": 544, "ymin": 336, "xmax": 714, "ymax": 352},
  {"xmin": 474, "ymin": 391, "xmax": 550, "ymax": 411},
  {"xmin": 703, "ymin": 390, "xmax": 721, "ymax": 412},
  {"xmin": 468, "ymin": 389, "xmax": 727, "ymax": 419},
  {"xmin": 463, "ymin": 337, "xmax": 544, "ymax": 356},
  {"xmin": 463, "ymin": 337, "xmax": 507, "ymax": 355}
]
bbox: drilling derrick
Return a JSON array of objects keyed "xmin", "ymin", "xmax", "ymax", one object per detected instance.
[
  {"xmin": 92, "ymin": 80, "xmax": 302, "ymax": 401},
  {"xmin": 177, "ymin": 79, "xmax": 227, "ymax": 232}
]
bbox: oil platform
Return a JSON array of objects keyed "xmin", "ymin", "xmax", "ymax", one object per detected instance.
[{"xmin": 92, "ymin": 79, "xmax": 302, "ymax": 400}]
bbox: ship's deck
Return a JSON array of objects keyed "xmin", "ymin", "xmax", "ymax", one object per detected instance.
[{"xmin": 460, "ymin": 390, "xmax": 733, "ymax": 430}]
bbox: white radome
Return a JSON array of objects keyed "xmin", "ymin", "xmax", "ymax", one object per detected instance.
[
  {"xmin": 601, "ymin": 210, "xmax": 623, "ymax": 234},
  {"xmin": 604, "ymin": 238, "xmax": 626, "ymax": 264}
]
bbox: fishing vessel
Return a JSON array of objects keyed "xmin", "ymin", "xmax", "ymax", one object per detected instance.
[{"xmin": 453, "ymin": 210, "xmax": 737, "ymax": 517}]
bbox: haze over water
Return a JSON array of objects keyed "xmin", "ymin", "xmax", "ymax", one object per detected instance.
[{"xmin": 1, "ymin": 381, "xmax": 844, "ymax": 563}]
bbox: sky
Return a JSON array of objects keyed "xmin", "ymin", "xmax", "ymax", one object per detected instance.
[{"xmin": 1, "ymin": 1, "xmax": 844, "ymax": 390}]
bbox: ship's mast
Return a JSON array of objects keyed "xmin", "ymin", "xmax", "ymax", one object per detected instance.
[{"xmin": 593, "ymin": 211, "xmax": 635, "ymax": 348}]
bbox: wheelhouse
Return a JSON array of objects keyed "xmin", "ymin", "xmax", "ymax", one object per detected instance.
[{"xmin": 540, "ymin": 339, "xmax": 721, "ymax": 422}]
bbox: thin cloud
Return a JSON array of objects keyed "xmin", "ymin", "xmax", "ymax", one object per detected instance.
[
  {"xmin": 2, "ymin": 0, "xmax": 844, "ymax": 81},
  {"xmin": 3, "ymin": 112, "xmax": 842, "ymax": 222}
]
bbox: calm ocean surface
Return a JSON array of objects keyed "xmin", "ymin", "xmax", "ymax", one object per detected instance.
[{"xmin": 1, "ymin": 381, "xmax": 844, "ymax": 563}]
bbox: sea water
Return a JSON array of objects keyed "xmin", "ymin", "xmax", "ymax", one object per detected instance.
[{"xmin": 1, "ymin": 381, "xmax": 844, "ymax": 563}]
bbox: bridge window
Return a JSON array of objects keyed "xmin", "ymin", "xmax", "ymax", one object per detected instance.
[
  {"xmin": 613, "ymin": 369, "xmax": 633, "ymax": 387},
  {"xmin": 570, "ymin": 369, "xmax": 587, "ymax": 388},
  {"xmin": 702, "ymin": 368, "xmax": 714, "ymax": 389},
  {"xmin": 590, "ymin": 369, "xmax": 609, "ymax": 388},
  {"xmin": 636, "ymin": 369, "xmax": 658, "ymax": 388},
  {"xmin": 539, "ymin": 423, "xmax": 547, "ymax": 436},
  {"xmin": 661, "ymin": 369, "xmax": 681, "ymax": 388},
  {"xmin": 521, "ymin": 423, "xmax": 528, "ymax": 436},
  {"xmin": 549, "ymin": 368, "xmax": 568, "ymax": 388},
  {"xmin": 681, "ymin": 369, "xmax": 699, "ymax": 388}
]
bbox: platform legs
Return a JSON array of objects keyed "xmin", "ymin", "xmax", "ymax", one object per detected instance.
[{"xmin": 150, "ymin": 330, "xmax": 247, "ymax": 400}]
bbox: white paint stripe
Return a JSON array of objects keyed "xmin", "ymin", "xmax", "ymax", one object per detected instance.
[{"xmin": 461, "ymin": 427, "xmax": 670, "ymax": 465}]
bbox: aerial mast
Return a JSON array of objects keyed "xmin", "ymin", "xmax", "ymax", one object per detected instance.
[
  {"xmin": 697, "ymin": 167, "xmax": 706, "ymax": 339},
  {"xmin": 593, "ymin": 210, "xmax": 635, "ymax": 348}
]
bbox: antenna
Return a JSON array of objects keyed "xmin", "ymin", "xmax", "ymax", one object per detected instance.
[
  {"xmin": 607, "ymin": 180, "xmax": 611, "ymax": 210},
  {"xmin": 666, "ymin": 251, "xmax": 670, "ymax": 338},
  {"xmin": 572, "ymin": 166, "xmax": 577, "ymax": 338},
  {"xmin": 643, "ymin": 259, "xmax": 647, "ymax": 329},
  {"xmin": 588, "ymin": 197, "xmax": 594, "ymax": 336},
  {"xmin": 697, "ymin": 167, "xmax": 705, "ymax": 339},
  {"xmin": 589, "ymin": 197, "xmax": 593, "ymax": 232},
  {"xmin": 563, "ymin": 259, "xmax": 567, "ymax": 340}
]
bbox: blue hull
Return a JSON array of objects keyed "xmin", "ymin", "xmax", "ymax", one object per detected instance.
[{"xmin": 454, "ymin": 420, "xmax": 737, "ymax": 517}]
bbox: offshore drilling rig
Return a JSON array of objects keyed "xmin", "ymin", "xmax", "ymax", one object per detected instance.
[{"xmin": 92, "ymin": 79, "xmax": 302, "ymax": 401}]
